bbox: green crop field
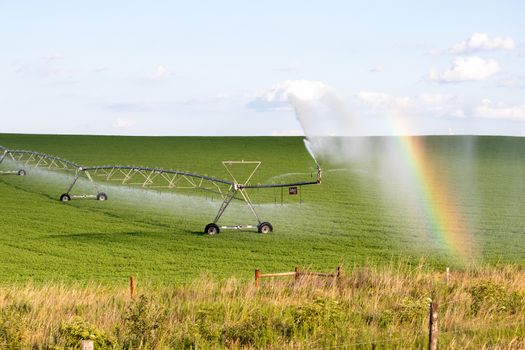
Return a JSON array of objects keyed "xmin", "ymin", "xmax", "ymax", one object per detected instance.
[{"xmin": 1, "ymin": 133, "xmax": 524, "ymax": 285}]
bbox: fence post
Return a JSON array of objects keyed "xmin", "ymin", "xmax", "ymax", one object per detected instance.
[
  {"xmin": 130, "ymin": 276, "xmax": 135, "ymax": 299},
  {"xmin": 445, "ymin": 267, "xmax": 450, "ymax": 285},
  {"xmin": 428, "ymin": 300, "xmax": 438, "ymax": 350},
  {"xmin": 80, "ymin": 340, "xmax": 94, "ymax": 350},
  {"xmin": 255, "ymin": 269, "xmax": 260, "ymax": 288},
  {"xmin": 335, "ymin": 265, "xmax": 342, "ymax": 287},
  {"xmin": 294, "ymin": 266, "xmax": 300, "ymax": 284}
]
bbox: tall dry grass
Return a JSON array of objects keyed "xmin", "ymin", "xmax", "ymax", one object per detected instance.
[{"xmin": 1, "ymin": 262, "xmax": 524, "ymax": 349}]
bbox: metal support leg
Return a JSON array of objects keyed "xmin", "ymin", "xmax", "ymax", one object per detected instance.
[
  {"xmin": 0, "ymin": 151, "xmax": 6, "ymax": 166},
  {"xmin": 213, "ymin": 188, "xmax": 238, "ymax": 224},
  {"xmin": 0, "ymin": 151, "xmax": 22, "ymax": 175},
  {"xmin": 66, "ymin": 172, "xmax": 81, "ymax": 194},
  {"xmin": 238, "ymin": 188, "xmax": 262, "ymax": 224}
]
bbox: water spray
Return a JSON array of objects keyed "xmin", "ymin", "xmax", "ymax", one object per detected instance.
[
  {"xmin": 303, "ymin": 138, "xmax": 322, "ymax": 183},
  {"xmin": 0, "ymin": 146, "xmax": 28, "ymax": 176},
  {"xmin": 0, "ymin": 144, "xmax": 322, "ymax": 235}
]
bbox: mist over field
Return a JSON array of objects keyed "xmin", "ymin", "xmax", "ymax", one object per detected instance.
[
  {"xmin": 259, "ymin": 80, "xmax": 514, "ymax": 261},
  {"xmin": 2, "ymin": 133, "xmax": 525, "ymax": 279}
]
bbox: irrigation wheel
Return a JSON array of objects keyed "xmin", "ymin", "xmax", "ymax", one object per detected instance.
[
  {"xmin": 17, "ymin": 169, "xmax": 26, "ymax": 176},
  {"xmin": 97, "ymin": 192, "xmax": 108, "ymax": 201},
  {"xmin": 258, "ymin": 222, "xmax": 273, "ymax": 234},
  {"xmin": 204, "ymin": 223, "xmax": 220, "ymax": 235},
  {"xmin": 60, "ymin": 193, "xmax": 71, "ymax": 202}
]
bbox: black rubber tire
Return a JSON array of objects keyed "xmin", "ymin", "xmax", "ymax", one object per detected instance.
[
  {"xmin": 258, "ymin": 222, "xmax": 273, "ymax": 234},
  {"xmin": 97, "ymin": 192, "xmax": 108, "ymax": 201},
  {"xmin": 17, "ymin": 169, "xmax": 26, "ymax": 176},
  {"xmin": 204, "ymin": 223, "xmax": 220, "ymax": 235},
  {"xmin": 60, "ymin": 193, "xmax": 71, "ymax": 202}
]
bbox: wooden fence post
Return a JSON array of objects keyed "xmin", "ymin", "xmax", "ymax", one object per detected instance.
[
  {"xmin": 428, "ymin": 300, "xmax": 438, "ymax": 350},
  {"xmin": 336, "ymin": 265, "xmax": 342, "ymax": 287},
  {"xmin": 445, "ymin": 267, "xmax": 450, "ymax": 285},
  {"xmin": 130, "ymin": 276, "xmax": 135, "ymax": 299},
  {"xmin": 80, "ymin": 340, "xmax": 94, "ymax": 350},
  {"xmin": 255, "ymin": 269, "xmax": 260, "ymax": 288},
  {"xmin": 294, "ymin": 266, "xmax": 300, "ymax": 284}
]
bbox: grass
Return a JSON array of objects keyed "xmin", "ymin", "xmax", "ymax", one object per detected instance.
[
  {"xmin": 1, "ymin": 133, "xmax": 524, "ymax": 348},
  {"xmin": 0, "ymin": 134, "xmax": 525, "ymax": 285},
  {"xmin": 1, "ymin": 262, "xmax": 524, "ymax": 349}
]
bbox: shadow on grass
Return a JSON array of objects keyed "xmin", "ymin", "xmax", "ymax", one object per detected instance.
[
  {"xmin": 45, "ymin": 231, "xmax": 151, "ymax": 241},
  {"xmin": 190, "ymin": 229, "xmax": 263, "ymax": 236}
]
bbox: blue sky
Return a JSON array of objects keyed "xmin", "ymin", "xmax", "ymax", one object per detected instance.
[{"xmin": 1, "ymin": 1, "xmax": 524, "ymax": 136}]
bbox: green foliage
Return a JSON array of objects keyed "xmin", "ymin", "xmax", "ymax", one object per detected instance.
[
  {"xmin": 0, "ymin": 302, "xmax": 31, "ymax": 349},
  {"xmin": 376, "ymin": 297, "xmax": 428, "ymax": 328},
  {"xmin": 290, "ymin": 297, "xmax": 345, "ymax": 335},
  {"xmin": 55, "ymin": 317, "xmax": 116, "ymax": 349},
  {"xmin": 120, "ymin": 295, "xmax": 167, "ymax": 349},
  {"xmin": 221, "ymin": 312, "xmax": 287, "ymax": 347},
  {"xmin": 194, "ymin": 306, "xmax": 223, "ymax": 343},
  {"xmin": 469, "ymin": 281, "xmax": 525, "ymax": 315},
  {"xmin": 0, "ymin": 267, "xmax": 525, "ymax": 349},
  {"xmin": 0, "ymin": 134, "xmax": 524, "ymax": 286}
]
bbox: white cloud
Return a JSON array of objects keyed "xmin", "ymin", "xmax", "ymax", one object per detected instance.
[
  {"xmin": 248, "ymin": 80, "xmax": 352, "ymax": 136},
  {"xmin": 496, "ymin": 74, "xmax": 525, "ymax": 88},
  {"xmin": 356, "ymin": 91, "xmax": 393, "ymax": 107},
  {"xmin": 452, "ymin": 109, "xmax": 466, "ymax": 118},
  {"xmin": 357, "ymin": 91, "xmax": 461, "ymax": 116},
  {"xmin": 451, "ymin": 32, "xmax": 516, "ymax": 53},
  {"xmin": 358, "ymin": 92, "xmax": 525, "ymax": 122},
  {"xmin": 474, "ymin": 99, "xmax": 525, "ymax": 121},
  {"xmin": 266, "ymin": 80, "xmax": 334, "ymax": 102},
  {"xmin": 498, "ymin": 79, "xmax": 514, "ymax": 87},
  {"xmin": 146, "ymin": 65, "xmax": 174, "ymax": 80},
  {"xmin": 248, "ymin": 80, "xmax": 335, "ymax": 112},
  {"xmin": 14, "ymin": 56, "xmax": 65, "ymax": 78},
  {"xmin": 369, "ymin": 64, "xmax": 384, "ymax": 73},
  {"xmin": 112, "ymin": 118, "xmax": 136, "ymax": 128},
  {"xmin": 92, "ymin": 67, "xmax": 108, "ymax": 74},
  {"xmin": 43, "ymin": 53, "xmax": 64, "ymax": 61},
  {"xmin": 428, "ymin": 56, "xmax": 500, "ymax": 82}
]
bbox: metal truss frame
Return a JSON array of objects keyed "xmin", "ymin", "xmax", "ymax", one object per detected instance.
[
  {"xmin": 0, "ymin": 148, "xmax": 80, "ymax": 172},
  {"xmin": 64, "ymin": 165, "xmax": 233, "ymax": 200},
  {"xmin": 0, "ymin": 144, "xmax": 322, "ymax": 234}
]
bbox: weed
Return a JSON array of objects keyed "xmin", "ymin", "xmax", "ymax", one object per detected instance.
[
  {"xmin": 120, "ymin": 295, "xmax": 167, "ymax": 349},
  {"xmin": 0, "ymin": 264, "xmax": 523, "ymax": 348},
  {"xmin": 54, "ymin": 316, "xmax": 116, "ymax": 349}
]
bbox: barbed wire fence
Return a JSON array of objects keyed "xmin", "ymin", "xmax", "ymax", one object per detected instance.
[{"xmin": 249, "ymin": 266, "xmax": 524, "ymax": 350}]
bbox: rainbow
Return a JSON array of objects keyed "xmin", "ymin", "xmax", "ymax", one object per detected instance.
[{"xmin": 390, "ymin": 119, "xmax": 473, "ymax": 262}]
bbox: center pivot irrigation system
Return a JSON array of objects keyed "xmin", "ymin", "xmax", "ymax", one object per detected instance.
[
  {"xmin": 0, "ymin": 140, "xmax": 322, "ymax": 234},
  {"xmin": 0, "ymin": 145, "xmax": 28, "ymax": 176}
]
